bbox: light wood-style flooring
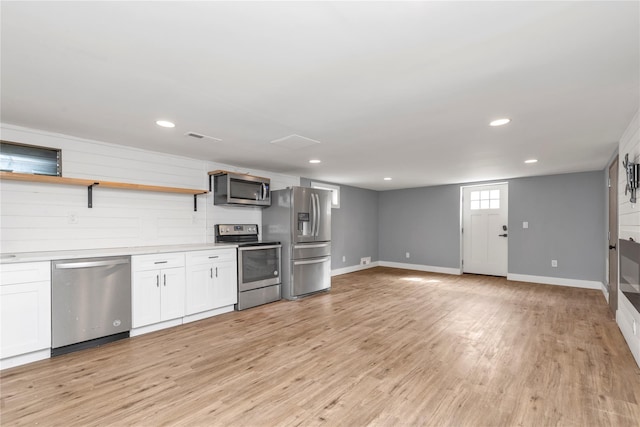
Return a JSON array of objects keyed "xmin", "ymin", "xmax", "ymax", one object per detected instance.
[{"xmin": 2, "ymin": 267, "xmax": 640, "ymax": 426}]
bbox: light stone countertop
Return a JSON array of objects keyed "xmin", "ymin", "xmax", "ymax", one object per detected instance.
[{"xmin": 0, "ymin": 243, "xmax": 238, "ymax": 264}]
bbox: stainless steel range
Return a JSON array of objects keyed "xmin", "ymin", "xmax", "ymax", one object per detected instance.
[{"xmin": 215, "ymin": 224, "xmax": 282, "ymax": 310}]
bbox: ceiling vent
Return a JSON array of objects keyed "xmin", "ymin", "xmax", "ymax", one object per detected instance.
[
  {"xmin": 270, "ymin": 134, "xmax": 321, "ymax": 149},
  {"xmin": 185, "ymin": 132, "xmax": 222, "ymax": 141}
]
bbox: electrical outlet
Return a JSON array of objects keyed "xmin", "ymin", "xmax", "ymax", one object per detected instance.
[
  {"xmin": 406, "ymin": 252, "xmax": 410, "ymax": 259},
  {"xmin": 360, "ymin": 257, "xmax": 371, "ymax": 265},
  {"xmin": 67, "ymin": 213, "xmax": 78, "ymax": 224},
  {"xmin": 523, "ymin": 221, "xmax": 529, "ymax": 229},
  {"xmin": 551, "ymin": 260, "xmax": 558, "ymax": 268},
  {"xmin": 342, "ymin": 256, "xmax": 346, "ymax": 263},
  {"xmin": 633, "ymin": 319, "xmax": 637, "ymax": 335}
]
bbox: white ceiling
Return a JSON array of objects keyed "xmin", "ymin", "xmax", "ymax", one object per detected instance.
[{"xmin": 1, "ymin": 1, "xmax": 638, "ymax": 191}]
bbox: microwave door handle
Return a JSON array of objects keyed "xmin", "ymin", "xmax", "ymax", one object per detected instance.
[{"xmin": 261, "ymin": 183, "xmax": 266, "ymax": 201}]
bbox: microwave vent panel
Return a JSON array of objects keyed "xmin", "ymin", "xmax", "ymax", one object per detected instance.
[{"xmin": 269, "ymin": 134, "xmax": 321, "ymax": 149}]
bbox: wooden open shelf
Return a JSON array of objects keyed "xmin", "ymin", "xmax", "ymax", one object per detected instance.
[{"xmin": 0, "ymin": 171, "xmax": 208, "ymax": 210}]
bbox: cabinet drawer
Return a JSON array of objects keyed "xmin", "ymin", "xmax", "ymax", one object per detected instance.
[
  {"xmin": 186, "ymin": 249, "xmax": 236, "ymax": 266},
  {"xmin": 132, "ymin": 253, "xmax": 185, "ymax": 271},
  {"xmin": 0, "ymin": 262, "xmax": 50, "ymax": 285}
]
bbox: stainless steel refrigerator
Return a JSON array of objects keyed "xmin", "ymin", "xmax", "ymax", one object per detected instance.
[{"xmin": 262, "ymin": 186, "xmax": 331, "ymax": 300}]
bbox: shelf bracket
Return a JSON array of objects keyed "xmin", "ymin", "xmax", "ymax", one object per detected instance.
[
  {"xmin": 194, "ymin": 192, "xmax": 207, "ymax": 212},
  {"xmin": 88, "ymin": 182, "xmax": 99, "ymax": 208}
]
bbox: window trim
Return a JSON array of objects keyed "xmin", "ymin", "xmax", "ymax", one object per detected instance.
[{"xmin": 311, "ymin": 181, "xmax": 340, "ymax": 208}]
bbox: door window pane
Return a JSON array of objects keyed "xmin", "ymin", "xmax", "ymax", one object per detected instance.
[{"xmin": 470, "ymin": 189, "xmax": 500, "ymax": 210}]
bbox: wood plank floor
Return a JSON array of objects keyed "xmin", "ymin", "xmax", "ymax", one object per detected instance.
[{"xmin": 1, "ymin": 267, "xmax": 639, "ymax": 426}]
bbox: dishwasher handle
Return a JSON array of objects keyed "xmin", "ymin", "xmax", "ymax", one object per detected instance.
[{"xmin": 55, "ymin": 259, "xmax": 130, "ymax": 269}]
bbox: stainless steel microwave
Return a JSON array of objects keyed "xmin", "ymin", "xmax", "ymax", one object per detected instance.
[{"xmin": 213, "ymin": 171, "xmax": 271, "ymax": 207}]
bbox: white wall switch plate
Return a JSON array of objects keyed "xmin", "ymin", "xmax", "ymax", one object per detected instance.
[
  {"xmin": 406, "ymin": 252, "xmax": 410, "ymax": 259},
  {"xmin": 551, "ymin": 260, "xmax": 558, "ymax": 267},
  {"xmin": 523, "ymin": 221, "xmax": 529, "ymax": 229},
  {"xmin": 342, "ymin": 256, "xmax": 346, "ymax": 263}
]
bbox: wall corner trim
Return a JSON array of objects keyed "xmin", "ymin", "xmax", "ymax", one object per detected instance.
[
  {"xmin": 378, "ymin": 261, "xmax": 462, "ymax": 275},
  {"xmin": 506, "ymin": 273, "xmax": 603, "ymax": 290}
]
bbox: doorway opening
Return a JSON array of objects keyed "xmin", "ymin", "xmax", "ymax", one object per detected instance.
[{"xmin": 461, "ymin": 182, "xmax": 509, "ymax": 276}]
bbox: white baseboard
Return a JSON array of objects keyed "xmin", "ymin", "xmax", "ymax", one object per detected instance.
[
  {"xmin": 183, "ymin": 305, "xmax": 234, "ymax": 323},
  {"xmin": 332, "ymin": 262, "xmax": 379, "ymax": 276},
  {"xmin": 378, "ymin": 261, "xmax": 462, "ymax": 275},
  {"xmin": 130, "ymin": 318, "xmax": 183, "ymax": 337},
  {"xmin": 0, "ymin": 348, "xmax": 50, "ymax": 370},
  {"xmin": 507, "ymin": 273, "xmax": 603, "ymax": 290}
]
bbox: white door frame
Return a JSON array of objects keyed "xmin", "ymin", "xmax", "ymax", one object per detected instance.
[{"xmin": 459, "ymin": 182, "xmax": 509, "ymax": 275}]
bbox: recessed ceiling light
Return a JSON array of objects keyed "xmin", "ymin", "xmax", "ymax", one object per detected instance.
[
  {"xmin": 309, "ymin": 159, "xmax": 321, "ymax": 164},
  {"xmin": 384, "ymin": 177, "xmax": 392, "ymax": 181},
  {"xmin": 156, "ymin": 120, "xmax": 175, "ymax": 128},
  {"xmin": 489, "ymin": 118, "xmax": 511, "ymax": 127},
  {"xmin": 525, "ymin": 159, "xmax": 538, "ymax": 164}
]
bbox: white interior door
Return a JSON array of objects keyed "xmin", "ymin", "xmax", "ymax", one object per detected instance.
[{"xmin": 462, "ymin": 183, "xmax": 508, "ymax": 276}]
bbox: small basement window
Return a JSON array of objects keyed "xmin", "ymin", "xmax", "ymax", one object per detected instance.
[
  {"xmin": 0, "ymin": 140, "xmax": 61, "ymax": 176},
  {"xmin": 311, "ymin": 181, "xmax": 340, "ymax": 208}
]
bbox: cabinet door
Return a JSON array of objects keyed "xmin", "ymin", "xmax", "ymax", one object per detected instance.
[
  {"xmin": 213, "ymin": 260, "xmax": 238, "ymax": 308},
  {"xmin": 132, "ymin": 269, "xmax": 162, "ymax": 328},
  {"xmin": 185, "ymin": 263, "xmax": 214, "ymax": 315},
  {"xmin": 0, "ymin": 281, "xmax": 51, "ymax": 358},
  {"xmin": 160, "ymin": 267, "xmax": 185, "ymax": 321}
]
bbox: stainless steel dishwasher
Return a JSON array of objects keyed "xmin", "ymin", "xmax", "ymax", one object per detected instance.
[{"xmin": 51, "ymin": 256, "xmax": 131, "ymax": 356}]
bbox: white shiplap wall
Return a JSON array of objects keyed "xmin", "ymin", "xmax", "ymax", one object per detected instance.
[
  {"xmin": 619, "ymin": 110, "xmax": 640, "ymax": 243},
  {"xmin": 0, "ymin": 124, "xmax": 298, "ymax": 253}
]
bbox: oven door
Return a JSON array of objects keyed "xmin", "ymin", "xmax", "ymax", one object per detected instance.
[{"xmin": 237, "ymin": 245, "xmax": 282, "ymax": 292}]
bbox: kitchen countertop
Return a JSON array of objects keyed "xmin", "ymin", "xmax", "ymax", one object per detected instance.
[{"xmin": 0, "ymin": 243, "xmax": 238, "ymax": 264}]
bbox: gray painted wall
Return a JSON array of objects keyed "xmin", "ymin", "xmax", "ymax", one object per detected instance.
[
  {"xmin": 508, "ymin": 171, "xmax": 605, "ymax": 282},
  {"xmin": 304, "ymin": 170, "xmax": 606, "ymax": 283},
  {"xmin": 301, "ymin": 179, "xmax": 379, "ymax": 269},
  {"xmin": 376, "ymin": 171, "xmax": 606, "ymax": 282},
  {"xmin": 378, "ymin": 185, "xmax": 461, "ymax": 268}
]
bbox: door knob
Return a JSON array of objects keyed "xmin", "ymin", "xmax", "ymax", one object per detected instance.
[
  {"xmin": 499, "ymin": 233, "xmax": 508, "ymax": 237},
  {"xmin": 609, "ymin": 244, "xmax": 617, "ymax": 250}
]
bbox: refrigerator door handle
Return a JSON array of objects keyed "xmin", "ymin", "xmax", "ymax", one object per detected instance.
[
  {"xmin": 293, "ymin": 256, "xmax": 331, "ymax": 266},
  {"xmin": 293, "ymin": 243, "xmax": 330, "ymax": 249},
  {"xmin": 311, "ymin": 192, "xmax": 317, "ymax": 238},
  {"xmin": 312, "ymin": 193, "xmax": 317, "ymax": 237},
  {"xmin": 316, "ymin": 194, "xmax": 323, "ymax": 237}
]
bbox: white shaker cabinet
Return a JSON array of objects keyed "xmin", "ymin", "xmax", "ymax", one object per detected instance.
[
  {"xmin": 131, "ymin": 253, "xmax": 185, "ymax": 328},
  {"xmin": 0, "ymin": 261, "xmax": 51, "ymax": 369},
  {"xmin": 185, "ymin": 249, "xmax": 237, "ymax": 315}
]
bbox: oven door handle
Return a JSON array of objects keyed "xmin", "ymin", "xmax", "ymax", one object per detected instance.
[
  {"xmin": 238, "ymin": 245, "xmax": 282, "ymax": 251},
  {"xmin": 293, "ymin": 256, "xmax": 330, "ymax": 266}
]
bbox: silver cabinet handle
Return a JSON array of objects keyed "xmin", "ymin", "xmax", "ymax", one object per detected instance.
[
  {"xmin": 154, "ymin": 261, "xmax": 168, "ymax": 264},
  {"xmin": 163, "ymin": 274, "xmax": 166, "ymax": 286},
  {"xmin": 210, "ymin": 268, "xmax": 213, "ymax": 278},
  {"xmin": 215, "ymin": 267, "xmax": 218, "ymax": 278},
  {"xmin": 208, "ymin": 256, "xmax": 219, "ymax": 259},
  {"xmin": 55, "ymin": 259, "xmax": 130, "ymax": 269},
  {"xmin": 156, "ymin": 275, "xmax": 159, "ymax": 287},
  {"xmin": 293, "ymin": 256, "xmax": 330, "ymax": 266}
]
